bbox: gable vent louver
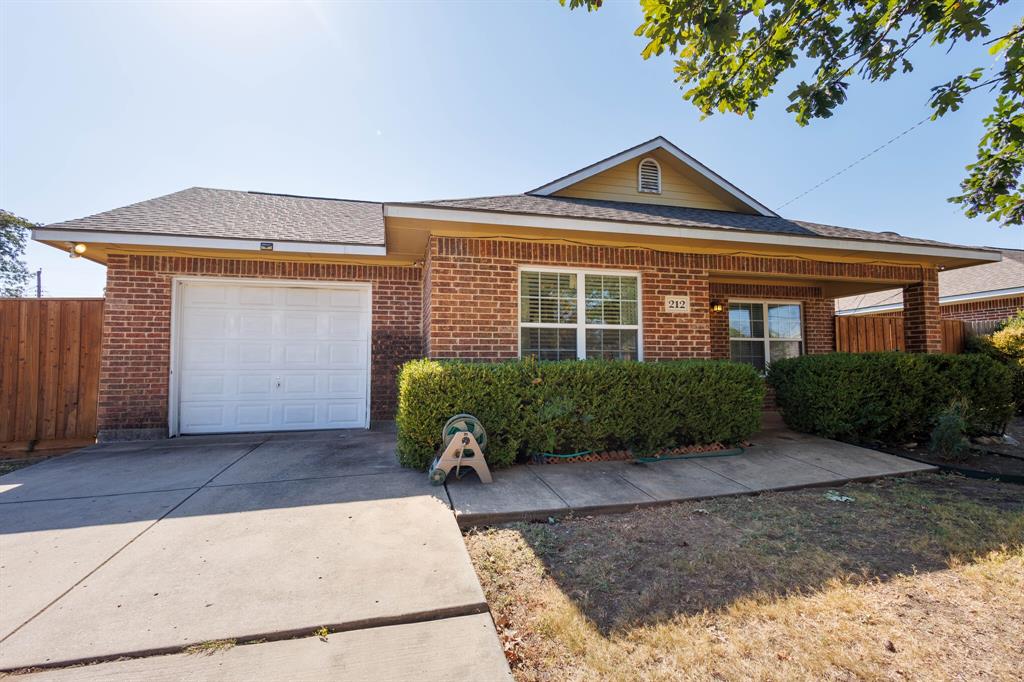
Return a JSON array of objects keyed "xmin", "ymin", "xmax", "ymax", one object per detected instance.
[{"xmin": 638, "ymin": 158, "xmax": 661, "ymax": 194}]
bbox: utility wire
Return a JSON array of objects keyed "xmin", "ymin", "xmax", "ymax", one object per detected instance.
[{"xmin": 776, "ymin": 115, "xmax": 931, "ymax": 211}]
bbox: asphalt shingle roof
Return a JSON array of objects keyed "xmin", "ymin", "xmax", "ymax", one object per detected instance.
[
  {"xmin": 410, "ymin": 194, "xmax": 965, "ymax": 249},
  {"xmin": 835, "ymin": 249, "xmax": 1024, "ymax": 312},
  {"xmin": 44, "ymin": 187, "xmax": 385, "ymax": 246},
  {"xmin": 46, "ymin": 187, "xmax": 994, "ymax": 255}
]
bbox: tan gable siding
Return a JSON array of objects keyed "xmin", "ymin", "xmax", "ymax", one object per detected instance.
[{"xmin": 553, "ymin": 148, "xmax": 752, "ymax": 213}]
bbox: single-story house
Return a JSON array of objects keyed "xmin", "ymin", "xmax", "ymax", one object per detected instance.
[
  {"xmin": 835, "ymin": 248, "xmax": 1023, "ymax": 323},
  {"xmin": 34, "ymin": 137, "xmax": 1001, "ymax": 441}
]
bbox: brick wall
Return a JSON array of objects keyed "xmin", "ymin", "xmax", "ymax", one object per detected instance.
[
  {"xmin": 99, "ymin": 254, "xmax": 421, "ymax": 438},
  {"xmin": 903, "ymin": 268, "xmax": 942, "ymax": 353},
  {"xmin": 708, "ymin": 283, "xmax": 835, "ymax": 360},
  {"xmin": 846, "ymin": 295, "xmax": 1023, "ymax": 323},
  {"xmin": 423, "ymin": 237, "xmax": 920, "ymax": 362},
  {"xmin": 424, "ymin": 237, "xmax": 711, "ymax": 360}
]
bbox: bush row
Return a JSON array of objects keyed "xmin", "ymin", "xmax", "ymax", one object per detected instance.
[
  {"xmin": 396, "ymin": 359, "xmax": 766, "ymax": 469},
  {"xmin": 766, "ymin": 352, "xmax": 1014, "ymax": 444}
]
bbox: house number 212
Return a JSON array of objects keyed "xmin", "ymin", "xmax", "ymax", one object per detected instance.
[{"xmin": 664, "ymin": 296, "xmax": 690, "ymax": 313}]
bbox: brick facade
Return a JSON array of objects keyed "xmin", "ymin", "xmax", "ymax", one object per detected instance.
[
  {"xmin": 98, "ymin": 254, "xmax": 421, "ymax": 438},
  {"xmin": 845, "ymin": 295, "xmax": 1023, "ymax": 324},
  {"xmin": 97, "ymin": 237, "xmax": 942, "ymax": 436},
  {"xmin": 423, "ymin": 237, "xmax": 922, "ymax": 362},
  {"xmin": 424, "ymin": 237, "xmax": 711, "ymax": 360},
  {"xmin": 940, "ymin": 295, "xmax": 1024, "ymax": 323},
  {"xmin": 902, "ymin": 268, "xmax": 942, "ymax": 353}
]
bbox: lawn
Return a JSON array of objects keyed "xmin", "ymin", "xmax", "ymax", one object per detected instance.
[{"xmin": 466, "ymin": 474, "xmax": 1024, "ymax": 681}]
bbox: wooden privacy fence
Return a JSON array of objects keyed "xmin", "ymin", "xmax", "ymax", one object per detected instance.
[
  {"xmin": 0, "ymin": 298, "xmax": 104, "ymax": 453},
  {"xmin": 834, "ymin": 316, "xmax": 968, "ymax": 354}
]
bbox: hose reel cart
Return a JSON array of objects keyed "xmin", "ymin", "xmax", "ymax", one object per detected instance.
[{"xmin": 428, "ymin": 414, "xmax": 493, "ymax": 485}]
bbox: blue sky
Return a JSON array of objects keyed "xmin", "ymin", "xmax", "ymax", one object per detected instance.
[{"xmin": 3, "ymin": 0, "xmax": 1022, "ymax": 297}]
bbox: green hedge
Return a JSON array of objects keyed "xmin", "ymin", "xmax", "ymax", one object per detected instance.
[
  {"xmin": 766, "ymin": 352, "xmax": 1014, "ymax": 444},
  {"xmin": 396, "ymin": 359, "xmax": 766, "ymax": 470}
]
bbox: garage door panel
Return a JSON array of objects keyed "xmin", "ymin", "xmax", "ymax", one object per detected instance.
[
  {"xmin": 237, "ymin": 287, "xmax": 275, "ymax": 306},
  {"xmin": 177, "ymin": 282, "xmax": 370, "ymax": 434},
  {"xmin": 185, "ymin": 341, "xmax": 228, "ymax": 366},
  {"xmin": 327, "ymin": 402, "xmax": 363, "ymax": 424},
  {"xmin": 238, "ymin": 343, "xmax": 274, "ymax": 366},
  {"xmin": 180, "ymin": 403, "xmax": 227, "ymax": 429},
  {"xmin": 328, "ymin": 312, "xmax": 367, "ymax": 339},
  {"xmin": 239, "ymin": 312, "xmax": 273, "ymax": 336}
]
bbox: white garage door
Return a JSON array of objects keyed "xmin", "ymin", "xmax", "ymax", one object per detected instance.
[{"xmin": 175, "ymin": 280, "xmax": 370, "ymax": 434}]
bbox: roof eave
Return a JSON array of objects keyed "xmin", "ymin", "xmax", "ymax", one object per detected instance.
[
  {"xmin": 383, "ymin": 202, "xmax": 1001, "ymax": 264},
  {"xmin": 32, "ymin": 227, "xmax": 387, "ymax": 257}
]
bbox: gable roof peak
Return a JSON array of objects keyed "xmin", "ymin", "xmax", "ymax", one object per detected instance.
[{"xmin": 527, "ymin": 136, "xmax": 777, "ymax": 218}]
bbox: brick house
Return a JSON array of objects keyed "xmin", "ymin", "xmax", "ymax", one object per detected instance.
[
  {"xmin": 34, "ymin": 137, "xmax": 1001, "ymax": 440},
  {"xmin": 835, "ymin": 248, "xmax": 1023, "ymax": 325}
]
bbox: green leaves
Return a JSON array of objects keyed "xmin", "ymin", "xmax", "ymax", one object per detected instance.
[
  {"xmin": 559, "ymin": 0, "xmax": 1023, "ymax": 226},
  {"xmin": 767, "ymin": 352, "xmax": 1015, "ymax": 443},
  {"xmin": 396, "ymin": 359, "xmax": 765, "ymax": 469},
  {"xmin": 0, "ymin": 210, "xmax": 34, "ymax": 297}
]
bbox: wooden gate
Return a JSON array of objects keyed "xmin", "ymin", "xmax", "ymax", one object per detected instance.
[
  {"xmin": 834, "ymin": 316, "xmax": 968, "ymax": 354},
  {"xmin": 0, "ymin": 298, "xmax": 104, "ymax": 454}
]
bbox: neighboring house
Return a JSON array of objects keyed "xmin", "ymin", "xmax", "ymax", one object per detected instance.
[
  {"xmin": 34, "ymin": 137, "xmax": 1000, "ymax": 440},
  {"xmin": 835, "ymin": 248, "xmax": 1024, "ymax": 323}
]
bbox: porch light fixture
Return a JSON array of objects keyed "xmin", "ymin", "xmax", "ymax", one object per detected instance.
[
  {"xmin": 711, "ymin": 301, "xmax": 725, "ymax": 313},
  {"xmin": 69, "ymin": 243, "xmax": 87, "ymax": 258}
]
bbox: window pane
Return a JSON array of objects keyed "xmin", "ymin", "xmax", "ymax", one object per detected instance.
[
  {"xmin": 729, "ymin": 303, "xmax": 764, "ymax": 339},
  {"xmin": 768, "ymin": 304, "xmax": 802, "ymax": 339},
  {"xmin": 585, "ymin": 328, "xmax": 638, "ymax": 360},
  {"xmin": 584, "ymin": 274, "xmax": 638, "ymax": 325},
  {"xmin": 769, "ymin": 340, "xmax": 802, "ymax": 363},
  {"xmin": 520, "ymin": 271, "xmax": 576, "ymax": 324},
  {"xmin": 730, "ymin": 340, "xmax": 765, "ymax": 371},
  {"xmin": 521, "ymin": 327, "xmax": 577, "ymax": 360}
]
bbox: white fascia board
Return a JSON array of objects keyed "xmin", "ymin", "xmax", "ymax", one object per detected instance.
[
  {"xmin": 383, "ymin": 204, "xmax": 1002, "ymax": 263},
  {"xmin": 527, "ymin": 137, "xmax": 778, "ymax": 217},
  {"xmin": 32, "ymin": 228, "xmax": 387, "ymax": 257},
  {"xmin": 942, "ymin": 286, "xmax": 1024, "ymax": 305},
  {"xmin": 836, "ymin": 286, "xmax": 1024, "ymax": 316}
]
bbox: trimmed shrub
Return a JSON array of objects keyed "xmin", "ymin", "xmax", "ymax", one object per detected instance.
[
  {"xmin": 966, "ymin": 310, "xmax": 1024, "ymax": 413},
  {"xmin": 767, "ymin": 352, "xmax": 1015, "ymax": 445},
  {"xmin": 396, "ymin": 358, "xmax": 765, "ymax": 470}
]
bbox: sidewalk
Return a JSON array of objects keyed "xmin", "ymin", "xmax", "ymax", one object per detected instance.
[{"xmin": 445, "ymin": 427, "xmax": 936, "ymax": 527}]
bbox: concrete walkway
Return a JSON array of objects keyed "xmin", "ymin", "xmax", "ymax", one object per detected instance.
[
  {"xmin": 1, "ymin": 422, "xmax": 932, "ymax": 678},
  {"xmin": 0, "ymin": 428, "xmax": 509, "ymax": 678},
  {"xmin": 446, "ymin": 427, "xmax": 936, "ymax": 527}
]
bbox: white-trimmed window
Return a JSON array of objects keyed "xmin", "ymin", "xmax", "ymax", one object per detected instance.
[
  {"xmin": 520, "ymin": 268, "xmax": 641, "ymax": 360},
  {"xmin": 638, "ymin": 158, "xmax": 662, "ymax": 193},
  {"xmin": 728, "ymin": 301, "xmax": 803, "ymax": 371}
]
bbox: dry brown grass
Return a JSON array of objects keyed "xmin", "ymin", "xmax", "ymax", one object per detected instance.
[{"xmin": 466, "ymin": 474, "xmax": 1024, "ymax": 681}]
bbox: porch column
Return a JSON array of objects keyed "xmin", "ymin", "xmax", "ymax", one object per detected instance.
[{"xmin": 902, "ymin": 268, "xmax": 942, "ymax": 353}]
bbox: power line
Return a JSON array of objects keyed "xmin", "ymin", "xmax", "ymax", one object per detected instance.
[{"xmin": 776, "ymin": 115, "xmax": 931, "ymax": 211}]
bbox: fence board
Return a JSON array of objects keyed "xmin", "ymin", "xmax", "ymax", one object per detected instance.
[
  {"xmin": 942, "ymin": 319, "xmax": 967, "ymax": 354},
  {"xmin": 835, "ymin": 315, "xmax": 964, "ymax": 354},
  {"xmin": 0, "ymin": 299, "xmax": 103, "ymax": 449}
]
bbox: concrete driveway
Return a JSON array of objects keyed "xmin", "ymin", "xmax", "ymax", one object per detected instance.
[{"xmin": 0, "ymin": 428, "xmax": 510, "ymax": 680}]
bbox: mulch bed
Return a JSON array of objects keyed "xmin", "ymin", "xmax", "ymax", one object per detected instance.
[{"xmin": 883, "ymin": 444, "xmax": 1024, "ymax": 482}]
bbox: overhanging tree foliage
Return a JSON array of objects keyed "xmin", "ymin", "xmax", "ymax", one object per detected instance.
[
  {"xmin": 1, "ymin": 210, "xmax": 33, "ymax": 297},
  {"xmin": 562, "ymin": 0, "xmax": 1024, "ymax": 226}
]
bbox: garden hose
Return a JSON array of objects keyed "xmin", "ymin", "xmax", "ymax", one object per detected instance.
[
  {"xmin": 532, "ymin": 446, "xmax": 746, "ymax": 464},
  {"xmin": 633, "ymin": 446, "xmax": 745, "ymax": 463}
]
